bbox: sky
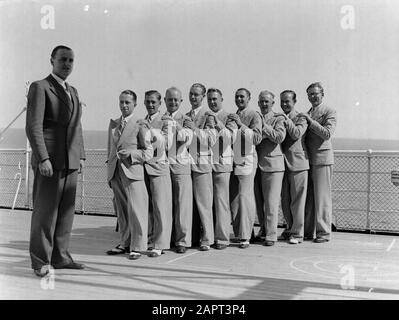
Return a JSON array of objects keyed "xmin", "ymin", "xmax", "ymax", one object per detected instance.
[{"xmin": 1, "ymin": 0, "xmax": 399, "ymax": 141}]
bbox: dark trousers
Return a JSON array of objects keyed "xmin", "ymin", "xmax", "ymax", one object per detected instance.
[{"xmin": 30, "ymin": 167, "xmax": 78, "ymax": 269}]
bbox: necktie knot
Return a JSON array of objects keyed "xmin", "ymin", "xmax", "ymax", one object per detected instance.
[{"xmin": 120, "ymin": 118, "xmax": 127, "ymax": 133}]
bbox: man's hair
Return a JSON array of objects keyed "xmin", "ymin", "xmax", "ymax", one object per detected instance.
[
  {"xmin": 207, "ymin": 88, "xmax": 223, "ymax": 97},
  {"xmin": 51, "ymin": 45, "xmax": 73, "ymax": 58},
  {"xmin": 306, "ymin": 82, "xmax": 324, "ymax": 95},
  {"xmin": 259, "ymin": 90, "xmax": 275, "ymax": 100},
  {"xmin": 120, "ymin": 90, "xmax": 137, "ymax": 101},
  {"xmin": 235, "ymin": 88, "xmax": 251, "ymax": 99},
  {"xmin": 165, "ymin": 87, "xmax": 182, "ymax": 97},
  {"xmin": 280, "ymin": 90, "xmax": 297, "ymax": 102},
  {"xmin": 145, "ymin": 90, "xmax": 161, "ymax": 101},
  {"xmin": 190, "ymin": 83, "xmax": 206, "ymax": 95}
]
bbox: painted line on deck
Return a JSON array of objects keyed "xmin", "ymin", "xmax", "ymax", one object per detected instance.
[
  {"xmin": 166, "ymin": 251, "xmax": 199, "ymax": 264},
  {"xmin": 386, "ymin": 239, "xmax": 396, "ymax": 252}
]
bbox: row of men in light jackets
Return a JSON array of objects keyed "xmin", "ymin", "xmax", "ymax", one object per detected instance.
[{"xmin": 106, "ymin": 82, "xmax": 337, "ymax": 259}]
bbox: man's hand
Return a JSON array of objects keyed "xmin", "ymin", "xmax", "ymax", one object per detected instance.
[
  {"xmin": 161, "ymin": 121, "xmax": 170, "ymax": 134},
  {"xmin": 183, "ymin": 118, "xmax": 196, "ymax": 130},
  {"xmin": 227, "ymin": 113, "xmax": 243, "ymax": 128},
  {"xmin": 117, "ymin": 149, "xmax": 130, "ymax": 160},
  {"xmin": 161, "ymin": 115, "xmax": 173, "ymax": 121},
  {"xmin": 39, "ymin": 159, "xmax": 53, "ymax": 177},
  {"xmin": 297, "ymin": 112, "xmax": 311, "ymax": 123},
  {"xmin": 136, "ymin": 119, "xmax": 150, "ymax": 129},
  {"xmin": 78, "ymin": 159, "xmax": 85, "ymax": 174},
  {"xmin": 225, "ymin": 121, "xmax": 236, "ymax": 132}
]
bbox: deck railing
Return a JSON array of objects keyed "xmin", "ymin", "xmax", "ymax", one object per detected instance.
[{"xmin": 1, "ymin": 148, "xmax": 398, "ymax": 233}]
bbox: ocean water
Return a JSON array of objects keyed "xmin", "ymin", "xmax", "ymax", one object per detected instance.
[{"xmin": 1, "ymin": 128, "xmax": 399, "ymax": 151}]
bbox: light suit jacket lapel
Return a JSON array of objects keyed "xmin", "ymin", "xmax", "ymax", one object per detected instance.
[{"xmin": 111, "ymin": 118, "xmax": 121, "ymax": 145}]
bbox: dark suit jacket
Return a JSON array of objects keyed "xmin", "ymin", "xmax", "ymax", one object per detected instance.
[{"xmin": 26, "ymin": 74, "xmax": 85, "ymax": 170}]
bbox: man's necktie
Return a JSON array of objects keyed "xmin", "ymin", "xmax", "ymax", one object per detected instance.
[
  {"xmin": 189, "ymin": 109, "xmax": 195, "ymax": 121},
  {"xmin": 64, "ymin": 82, "xmax": 72, "ymax": 101},
  {"xmin": 118, "ymin": 118, "xmax": 127, "ymax": 137}
]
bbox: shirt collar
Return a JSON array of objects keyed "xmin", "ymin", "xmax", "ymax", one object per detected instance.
[
  {"xmin": 191, "ymin": 106, "xmax": 203, "ymax": 117},
  {"xmin": 51, "ymin": 73, "xmax": 67, "ymax": 89},
  {"xmin": 309, "ymin": 103, "xmax": 323, "ymax": 116},
  {"xmin": 121, "ymin": 113, "xmax": 134, "ymax": 123},
  {"xmin": 146, "ymin": 111, "xmax": 159, "ymax": 122},
  {"xmin": 168, "ymin": 110, "xmax": 178, "ymax": 118}
]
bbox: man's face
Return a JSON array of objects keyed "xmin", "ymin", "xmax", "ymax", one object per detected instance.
[
  {"xmin": 207, "ymin": 91, "xmax": 223, "ymax": 113},
  {"xmin": 51, "ymin": 49, "xmax": 74, "ymax": 80},
  {"xmin": 164, "ymin": 89, "xmax": 182, "ymax": 114},
  {"xmin": 144, "ymin": 94, "xmax": 161, "ymax": 116},
  {"xmin": 258, "ymin": 93, "xmax": 274, "ymax": 115},
  {"xmin": 307, "ymin": 87, "xmax": 323, "ymax": 107},
  {"xmin": 280, "ymin": 92, "xmax": 296, "ymax": 114},
  {"xmin": 235, "ymin": 90, "xmax": 250, "ymax": 110},
  {"xmin": 189, "ymin": 86, "xmax": 205, "ymax": 109},
  {"xmin": 119, "ymin": 93, "xmax": 136, "ymax": 118}
]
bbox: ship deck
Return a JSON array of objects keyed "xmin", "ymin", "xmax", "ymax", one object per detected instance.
[{"xmin": 1, "ymin": 208, "xmax": 399, "ymax": 301}]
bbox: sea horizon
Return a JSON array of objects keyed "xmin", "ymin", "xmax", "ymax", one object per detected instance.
[{"xmin": 0, "ymin": 128, "xmax": 398, "ymax": 151}]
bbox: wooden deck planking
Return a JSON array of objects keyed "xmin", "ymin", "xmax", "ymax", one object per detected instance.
[{"xmin": 1, "ymin": 209, "xmax": 399, "ymax": 300}]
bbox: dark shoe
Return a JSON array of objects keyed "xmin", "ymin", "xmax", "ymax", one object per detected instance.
[
  {"xmin": 278, "ymin": 234, "xmax": 289, "ymax": 241},
  {"xmin": 106, "ymin": 244, "xmax": 129, "ymax": 255},
  {"xmin": 253, "ymin": 236, "xmax": 265, "ymax": 243},
  {"xmin": 33, "ymin": 265, "xmax": 51, "ymax": 277},
  {"xmin": 314, "ymin": 238, "xmax": 329, "ymax": 243},
  {"xmin": 263, "ymin": 240, "xmax": 275, "ymax": 247},
  {"xmin": 176, "ymin": 246, "xmax": 186, "ymax": 254},
  {"xmin": 148, "ymin": 249, "xmax": 163, "ymax": 257},
  {"xmin": 128, "ymin": 251, "xmax": 141, "ymax": 260},
  {"xmin": 199, "ymin": 245, "xmax": 210, "ymax": 251},
  {"xmin": 238, "ymin": 240, "xmax": 249, "ymax": 249},
  {"xmin": 53, "ymin": 262, "xmax": 85, "ymax": 269},
  {"xmin": 215, "ymin": 243, "xmax": 228, "ymax": 250}
]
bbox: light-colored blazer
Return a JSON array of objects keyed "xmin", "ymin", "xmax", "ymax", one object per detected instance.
[
  {"xmin": 26, "ymin": 74, "xmax": 85, "ymax": 170},
  {"xmin": 212, "ymin": 110, "xmax": 237, "ymax": 173},
  {"xmin": 187, "ymin": 108, "xmax": 217, "ymax": 174},
  {"xmin": 231, "ymin": 107, "xmax": 262, "ymax": 175},
  {"xmin": 107, "ymin": 115, "xmax": 153, "ymax": 182},
  {"xmin": 257, "ymin": 111, "xmax": 286, "ymax": 172},
  {"xmin": 166, "ymin": 110, "xmax": 193, "ymax": 175},
  {"xmin": 281, "ymin": 110, "xmax": 309, "ymax": 172},
  {"xmin": 144, "ymin": 112, "xmax": 170, "ymax": 177},
  {"xmin": 305, "ymin": 104, "xmax": 337, "ymax": 166}
]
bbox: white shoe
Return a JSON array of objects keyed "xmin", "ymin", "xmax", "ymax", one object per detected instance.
[
  {"xmin": 289, "ymin": 238, "xmax": 302, "ymax": 244},
  {"xmin": 148, "ymin": 249, "xmax": 163, "ymax": 257}
]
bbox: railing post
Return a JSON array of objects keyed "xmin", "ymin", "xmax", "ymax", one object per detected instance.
[
  {"xmin": 366, "ymin": 149, "xmax": 372, "ymax": 231},
  {"xmin": 25, "ymin": 139, "xmax": 31, "ymax": 208},
  {"xmin": 80, "ymin": 169, "xmax": 85, "ymax": 214}
]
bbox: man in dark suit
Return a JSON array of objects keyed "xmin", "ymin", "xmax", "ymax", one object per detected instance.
[{"xmin": 25, "ymin": 45, "xmax": 86, "ymax": 277}]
